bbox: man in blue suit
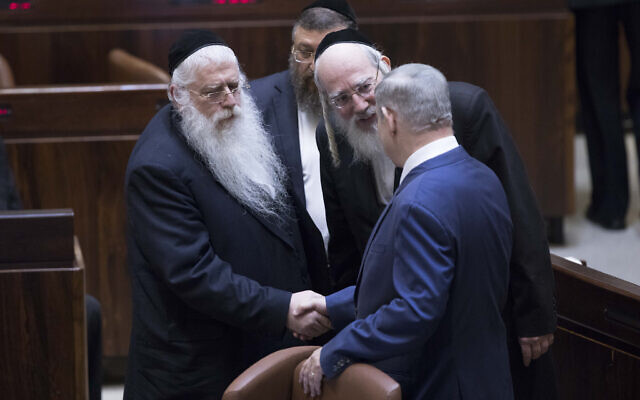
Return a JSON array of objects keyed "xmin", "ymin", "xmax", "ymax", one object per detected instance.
[
  {"xmin": 299, "ymin": 63, "xmax": 514, "ymax": 399},
  {"xmin": 124, "ymin": 31, "xmax": 331, "ymax": 399},
  {"xmin": 250, "ymin": 0, "xmax": 356, "ymax": 284},
  {"xmin": 311, "ymin": 29, "xmax": 557, "ymax": 399}
]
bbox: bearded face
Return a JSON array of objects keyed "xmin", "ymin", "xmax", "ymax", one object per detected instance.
[
  {"xmin": 176, "ymin": 88, "xmax": 289, "ymax": 219},
  {"xmin": 328, "ymin": 102, "xmax": 386, "ymax": 164},
  {"xmin": 289, "ymin": 52, "xmax": 322, "ymax": 116}
]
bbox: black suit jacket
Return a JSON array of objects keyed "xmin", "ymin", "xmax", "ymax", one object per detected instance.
[
  {"xmin": 124, "ymin": 105, "xmax": 319, "ymax": 399},
  {"xmin": 317, "ymin": 81, "xmax": 556, "ymax": 339},
  {"xmin": 250, "ymin": 70, "xmax": 331, "ymax": 293}
]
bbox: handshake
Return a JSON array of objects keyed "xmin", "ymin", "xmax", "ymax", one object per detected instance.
[{"xmin": 287, "ymin": 290, "xmax": 333, "ymax": 341}]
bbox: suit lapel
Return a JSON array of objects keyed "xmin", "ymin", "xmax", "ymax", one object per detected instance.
[
  {"xmin": 243, "ymin": 198, "xmax": 297, "ymax": 250},
  {"xmin": 337, "ymin": 136, "xmax": 385, "ymax": 229},
  {"xmin": 270, "ymin": 73, "xmax": 306, "ymax": 206},
  {"xmin": 354, "ymin": 196, "xmax": 395, "ymax": 299}
]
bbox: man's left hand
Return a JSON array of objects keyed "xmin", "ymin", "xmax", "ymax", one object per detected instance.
[
  {"xmin": 299, "ymin": 347, "xmax": 324, "ymax": 397},
  {"xmin": 519, "ymin": 333, "xmax": 554, "ymax": 367}
]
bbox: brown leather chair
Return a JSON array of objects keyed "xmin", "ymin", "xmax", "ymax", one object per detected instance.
[
  {"xmin": 107, "ymin": 48, "xmax": 170, "ymax": 83},
  {"xmin": 0, "ymin": 53, "xmax": 15, "ymax": 88},
  {"xmin": 223, "ymin": 346, "xmax": 401, "ymax": 400}
]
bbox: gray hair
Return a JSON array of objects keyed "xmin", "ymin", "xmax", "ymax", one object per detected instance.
[
  {"xmin": 168, "ymin": 45, "xmax": 240, "ymax": 104},
  {"xmin": 313, "ymin": 43, "xmax": 391, "ymax": 167},
  {"xmin": 375, "ymin": 63, "xmax": 452, "ymax": 133},
  {"xmin": 292, "ymin": 7, "xmax": 356, "ymax": 41}
]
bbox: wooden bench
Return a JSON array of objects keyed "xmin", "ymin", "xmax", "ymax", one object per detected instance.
[{"xmin": 0, "ymin": 209, "xmax": 87, "ymax": 400}]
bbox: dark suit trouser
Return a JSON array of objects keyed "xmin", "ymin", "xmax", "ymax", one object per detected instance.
[
  {"xmin": 86, "ymin": 295, "xmax": 102, "ymax": 400},
  {"xmin": 575, "ymin": 3, "xmax": 640, "ymax": 221}
]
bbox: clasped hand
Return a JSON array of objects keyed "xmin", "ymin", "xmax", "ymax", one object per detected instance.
[{"xmin": 287, "ymin": 290, "xmax": 332, "ymax": 341}]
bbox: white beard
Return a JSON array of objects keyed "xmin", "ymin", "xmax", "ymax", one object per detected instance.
[
  {"xmin": 330, "ymin": 105, "xmax": 387, "ymax": 164},
  {"xmin": 177, "ymin": 91, "xmax": 288, "ymax": 219}
]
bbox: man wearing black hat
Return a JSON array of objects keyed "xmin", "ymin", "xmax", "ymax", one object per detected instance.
[
  {"xmin": 308, "ymin": 29, "xmax": 558, "ymax": 399},
  {"xmin": 250, "ymin": 0, "xmax": 357, "ymax": 278},
  {"xmin": 123, "ymin": 30, "xmax": 332, "ymax": 399}
]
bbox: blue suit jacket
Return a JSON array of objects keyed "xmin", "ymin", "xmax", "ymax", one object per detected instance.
[
  {"xmin": 250, "ymin": 70, "xmax": 331, "ymax": 293},
  {"xmin": 124, "ymin": 105, "xmax": 315, "ymax": 399},
  {"xmin": 323, "ymin": 147, "xmax": 514, "ymax": 399}
]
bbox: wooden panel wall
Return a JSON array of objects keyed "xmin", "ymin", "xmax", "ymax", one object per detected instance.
[{"xmin": 0, "ymin": 16, "xmax": 576, "ymax": 215}]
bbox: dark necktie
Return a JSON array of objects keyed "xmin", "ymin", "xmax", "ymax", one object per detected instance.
[{"xmin": 393, "ymin": 167, "xmax": 403, "ymax": 191}]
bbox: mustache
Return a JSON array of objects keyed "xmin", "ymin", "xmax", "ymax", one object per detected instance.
[
  {"xmin": 213, "ymin": 105, "xmax": 241, "ymax": 126},
  {"xmin": 354, "ymin": 106, "xmax": 376, "ymax": 120}
]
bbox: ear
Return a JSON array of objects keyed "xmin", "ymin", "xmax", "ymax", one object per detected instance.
[
  {"xmin": 169, "ymin": 84, "xmax": 185, "ymax": 108},
  {"xmin": 381, "ymin": 106, "xmax": 397, "ymax": 136},
  {"xmin": 380, "ymin": 56, "xmax": 391, "ymax": 69}
]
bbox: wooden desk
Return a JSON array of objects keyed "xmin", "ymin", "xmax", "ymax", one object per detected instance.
[
  {"xmin": 0, "ymin": 209, "xmax": 87, "ymax": 400},
  {"xmin": 552, "ymin": 254, "xmax": 640, "ymax": 399}
]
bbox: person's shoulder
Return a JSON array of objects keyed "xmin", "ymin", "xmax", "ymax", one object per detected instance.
[
  {"xmin": 449, "ymin": 81, "xmax": 488, "ymax": 106},
  {"xmin": 250, "ymin": 70, "xmax": 290, "ymax": 93},
  {"xmin": 128, "ymin": 105, "xmax": 188, "ymax": 172}
]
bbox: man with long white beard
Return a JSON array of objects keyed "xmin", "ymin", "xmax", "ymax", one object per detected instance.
[
  {"xmin": 123, "ymin": 30, "xmax": 332, "ymax": 400},
  {"xmin": 311, "ymin": 29, "xmax": 558, "ymax": 400}
]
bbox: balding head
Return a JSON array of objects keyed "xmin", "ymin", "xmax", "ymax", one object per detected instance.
[
  {"xmin": 375, "ymin": 63, "xmax": 452, "ymax": 133},
  {"xmin": 375, "ymin": 64, "xmax": 454, "ymax": 167}
]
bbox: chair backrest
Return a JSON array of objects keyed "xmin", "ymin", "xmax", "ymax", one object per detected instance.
[
  {"xmin": 0, "ymin": 53, "xmax": 16, "ymax": 88},
  {"xmin": 107, "ymin": 48, "xmax": 170, "ymax": 83},
  {"xmin": 223, "ymin": 345, "xmax": 401, "ymax": 400},
  {"xmin": 292, "ymin": 360, "xmax": 401, "ymax": 400},
  {"xmin": 222, "ymin": 346, "xmax": 317, "ymax": 400}
]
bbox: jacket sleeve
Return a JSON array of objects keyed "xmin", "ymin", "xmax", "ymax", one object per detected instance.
[
  {"xmin": 127, "ymin": 163, "xmax": 291, "ymax": 335},
  {"xmin": 320, "ymin": 203, "xmax": 454, "ymax": 378},
  {"xmin": 460, "ymin": 87, "xmax": 557, "ymax": 337},
  {"xmin": 316, "ymin": 123, "xmax": 362, "ymax": 289},
  {"xmin": 326, "ymin": 285, "xmax": 356, "ymax": 331}
]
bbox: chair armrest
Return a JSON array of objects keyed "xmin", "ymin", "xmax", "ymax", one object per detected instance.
[
  {"xmin": 223, "ymin": 345, "xmax": 319, "ymax": 400},
  {"xmin": 292, "ymin": 362, "xmax": 401, "ymax": 400}
]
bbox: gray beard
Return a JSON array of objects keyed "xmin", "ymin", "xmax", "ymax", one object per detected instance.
[
  {"xmin": 289, "ymin": 55, "xmax": 322, "ymax": 116},
  {"xmin": 177, "ymin": 92, "xmax": 289, "ymax": 219},
  {"xmin": 329, "ymin": 106, "xmax": 387, "ymax": 164}
]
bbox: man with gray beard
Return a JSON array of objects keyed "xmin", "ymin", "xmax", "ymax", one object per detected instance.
[
  {"xmin": 124, "ymin": 30, "xmax": 332, "ymax": 400},
  {"xmin": 251, "ymin": 1, "xmax": 357, "ymax": 283},
  {"xmin": 313, "ymin": 29, "xmax": 558, "ymax": 400}
]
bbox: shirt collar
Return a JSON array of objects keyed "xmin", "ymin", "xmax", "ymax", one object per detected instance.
[{"xmin": 399, "ymin": 135, "xmax": 459, "ymax": 185}]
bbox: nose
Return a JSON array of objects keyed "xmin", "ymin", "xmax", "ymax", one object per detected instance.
[
  {"xmin": 351, "ymin": 92, "xmax": 370, "ymax": 113},
  {"xmin": 221, "ymin": 88, "xmax": 238, "ymax": 108}
]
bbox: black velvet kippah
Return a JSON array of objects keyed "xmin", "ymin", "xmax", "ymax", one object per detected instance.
[
  {"xmin": 314, "ymin": 28, "xmax": 374, "ymax": 61},
  {"xmin": 168, "ymin": 30, "xmax": 228, "ymax": 76},
  {"xmin": 302, "ymin": 0, "xmax": 357, "ymax": 24}
]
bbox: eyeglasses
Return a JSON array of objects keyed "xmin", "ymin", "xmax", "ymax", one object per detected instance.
[
  {"xmin": 186, "ymin": 81, "xmax": 250, "ymax": 104},
  {"xmin": 329, "ymin": 66, "xmax": 380, "ymax": 109},
  {"xmin": 291, "ymin": 47, "xmax": 315, "ymax": 63}
]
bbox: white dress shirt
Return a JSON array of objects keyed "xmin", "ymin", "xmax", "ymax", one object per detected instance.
[{"xmin": 297, "ymin": 108, "xmax": 330, "ymax": 251}]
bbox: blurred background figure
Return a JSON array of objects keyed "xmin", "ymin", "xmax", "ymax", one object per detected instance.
[{"xmin": 570, "ymin": 0, "xmax": 640, "ymax": 230}]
